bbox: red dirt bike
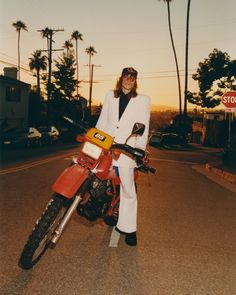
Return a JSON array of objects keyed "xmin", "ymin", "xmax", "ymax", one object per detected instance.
[{"xmin": 19, "ymin": 121, "xmax": 156, "ymax": 269}]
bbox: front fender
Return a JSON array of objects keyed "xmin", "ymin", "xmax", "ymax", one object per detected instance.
[{"xmin": 52, "ymin": 164, "xmax": 89, "ymax": 198}]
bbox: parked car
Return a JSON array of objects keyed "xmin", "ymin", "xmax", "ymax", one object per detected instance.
[
  {"xmin": 57, "ymin": 127, "xmax": 78, "ymax": 142},
  {"xmin": 148, "ymin": 132, "xmax": 163, "ymax": 146},
  {"xmin": 2, "ymin": 127, "xmax": 42, "ymax": 148},
  {"xmin": 162, "ymin": 133, "xmax": 181, "ymax": 145},
  {"xmin": 149, "ymin": 132, "xmax": 181, "ymax": 147},
  {"xmin": 37, "ymin": 126, "xmax": 59, "ymax": 145}
]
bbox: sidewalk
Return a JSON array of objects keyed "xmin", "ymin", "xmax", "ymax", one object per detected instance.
[
  {"xmin": 189, "ymin": 143, "xmax": 236, "ymax": 187},
  {"xmin": 205, "ymin": 162, "xmax": 236, "ymax": 185}
]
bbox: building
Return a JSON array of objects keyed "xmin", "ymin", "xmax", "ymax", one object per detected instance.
[
  {"xmin": 192, "ymin": 111, "xmax": 234, "ymax": 147},
  {"xmin": 204, "ymin": 112, "xmax": 225, "ymax": 121},
  {"xmin": 0, "ymin": 67, "xmax": 30, "ymax": 130}
]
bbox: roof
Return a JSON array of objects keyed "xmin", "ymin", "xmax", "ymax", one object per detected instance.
[{"xmin": 0, "ymin": 75, "xmax": 30, "ymax": 87}]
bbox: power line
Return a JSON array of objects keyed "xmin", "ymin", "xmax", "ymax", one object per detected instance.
[
  {"xmin": 0, "ymin": 59, "xmax": 30, "ymax": 73},
  {"xmin": 37, "ymin": 28, "xmax": 64, "ymax": 99},
  {"xmin": 0, "ymin": 58, "xmax": 196, "ymax": 82},
  {"xmin": 84, "ymin": 73, "xmax": 196, "ymax": 82},
  {"xmin": 98, "ymin": 68, "xmax": 197, "ymax": 78},
  {"xmin": 0, "ymin": 53, "xmax": 30, "ymax": 69}
]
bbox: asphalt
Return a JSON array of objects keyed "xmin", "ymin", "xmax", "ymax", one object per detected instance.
[
  {"xmin": 190, "ymin": 143, "xmax": 236, "ymax": 186},
  {"xmin": 160, "ymin": 142, "xmax": 236, "ymax": 191},
  {"xmin": 189, "ymin": 143, "xmax": 236, "ymax": 193},
  {"xmin": 205, "ymin": 162, "xmax": 236, "ymax": 186}
]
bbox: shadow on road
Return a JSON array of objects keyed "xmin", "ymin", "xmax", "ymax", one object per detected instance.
[{"xmin": 0, "ymin": 269, "xmax": 33, "ymax": 295}]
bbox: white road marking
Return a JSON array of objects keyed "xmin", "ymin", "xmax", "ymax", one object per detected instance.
[
  {"xmin": 149, "ymin": 157, "xmax": 199, "ymax": 165},
  {"xmin": 0, "ymin": 152, "xmax": 77, "ymax": 175},
  {"xmin": 109, "ymin": 227, "xmax": 120, "ymax": 247}
]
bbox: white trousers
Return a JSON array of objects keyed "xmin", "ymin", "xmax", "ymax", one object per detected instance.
[{"xmin": 116, "ymin": 167, "xmax": 137, "ymax": 234}]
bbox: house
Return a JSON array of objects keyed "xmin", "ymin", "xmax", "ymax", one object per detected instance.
[
  {"xmin": 0, "ymin": 67, "xmax": 30, "ymax": 130},
  {"xmin": 191, "ymin": 111, "xmax": 231, "ymax": 146},
  {"xmin": 204, "ymin": 112, "xmax": 225, "ymax": 121}
]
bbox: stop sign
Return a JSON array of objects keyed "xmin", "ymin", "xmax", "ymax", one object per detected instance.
[{"xmin": 221, "ymin": 91, "xmax": 236, "ymax": 108}]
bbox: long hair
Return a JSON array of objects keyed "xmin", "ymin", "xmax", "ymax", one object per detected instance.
[{"xmin": 113, "ymin": 76, "xmax": 138, "ymax": 98}]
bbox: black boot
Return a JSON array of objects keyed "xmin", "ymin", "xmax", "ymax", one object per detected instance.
[
  {"xmin": 104, "ymin": 215, "xmax": 118, "ymax": 226},
  {"xmin": 125, "ymin": 232, "xmax": 137, "ymax": 246}
]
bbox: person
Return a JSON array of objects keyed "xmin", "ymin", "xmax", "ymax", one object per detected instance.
[{"xmin": 96, "ymin": 67, "xmax": 151, "ymax": 246}]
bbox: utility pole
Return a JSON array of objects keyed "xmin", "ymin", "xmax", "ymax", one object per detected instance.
[
  {"xmin": 88, "ymin": 64, "xmax": 101, "ymax": 117},
  {"xmin": 37, "ymin": 28, "xmax": 64, "ymax": 100}
]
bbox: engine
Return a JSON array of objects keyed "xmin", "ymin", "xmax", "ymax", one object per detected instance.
[{"xmin": 76, "ymin": 177, "xmax": 112, "ymax": 221}]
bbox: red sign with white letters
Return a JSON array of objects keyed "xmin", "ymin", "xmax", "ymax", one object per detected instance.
[{"xmin": 221, "ymin": 91, "xmax": 236, "ymax": 108}]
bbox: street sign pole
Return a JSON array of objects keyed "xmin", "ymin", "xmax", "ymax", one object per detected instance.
[
  {"xmin": 228, "ymin": 112, "xmax": 231, "ymax": 148},
  {"xmin": 221, "ymin": 91, "xmax": 236, "ymax": 148}
]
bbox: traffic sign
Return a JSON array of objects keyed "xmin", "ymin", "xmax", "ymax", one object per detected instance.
[{"xmin": 221, "ymin": 91, "xmax": 236, "ymax": 108}]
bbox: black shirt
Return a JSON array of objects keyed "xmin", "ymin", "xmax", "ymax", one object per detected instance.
[{"xmin": 119, "ymin": 91, "xmax": 131, "ymax": 120}]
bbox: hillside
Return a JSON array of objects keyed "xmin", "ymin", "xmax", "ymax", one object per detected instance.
[{"xmin": 151, "ymin": 105, "xmax": 178, "ymax": 112}]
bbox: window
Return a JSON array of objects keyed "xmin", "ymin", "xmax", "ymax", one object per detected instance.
[{"xmin": 6, "ymin": 86, "xmax": 21, "ymax": 102}]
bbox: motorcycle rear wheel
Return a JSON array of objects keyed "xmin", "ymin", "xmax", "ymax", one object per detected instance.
[{"xmin": 19, "ymin": 194, "xmax": 70, "ymax": 269}]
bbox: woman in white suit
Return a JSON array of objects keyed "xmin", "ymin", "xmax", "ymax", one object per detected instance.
[{"xmin": 96, "ymin": 67, "xmax": 151, "ymax": 246}]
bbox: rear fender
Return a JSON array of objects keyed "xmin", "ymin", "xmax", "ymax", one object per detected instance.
[{"xmin": 52, "ymin": 165, "xmax": 89, "ymax": 198}]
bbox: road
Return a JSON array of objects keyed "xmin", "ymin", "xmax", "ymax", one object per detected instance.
[{"xmin": 0, "ymin": 144, "xmax": 235, "ymax": 295}]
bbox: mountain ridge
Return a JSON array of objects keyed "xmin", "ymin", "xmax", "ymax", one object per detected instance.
[{"xmin": 151, "ymin": 105, "xmax": 178, "ymax": 112}]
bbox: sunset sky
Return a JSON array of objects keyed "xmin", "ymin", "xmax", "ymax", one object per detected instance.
[{"xmin": 0, "ymin": 0, "xmax": 236, "ymax": 109}]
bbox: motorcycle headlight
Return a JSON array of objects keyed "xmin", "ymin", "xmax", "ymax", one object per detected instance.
[{"xmin": 82, "ymin": 141, "xmax": 102, "ymax": 159}]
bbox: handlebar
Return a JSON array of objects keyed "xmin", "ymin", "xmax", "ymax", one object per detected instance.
[
  {"xmin": 137, "ymin": 165, "xmax": 156, "ymax": 174},
  {"xmin": 63, "ymin": 116, "xmax": 88, "ymax": 132},
  {"xmin": 111, "ymin": 143, "xmax": 156, "ymax": 174},
  {"xmin": 111, "ymin": 143, "xmax": 146, "ymax": 158}
]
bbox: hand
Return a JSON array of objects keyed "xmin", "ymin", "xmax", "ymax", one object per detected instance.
[
  {"xmin": 142, "ymin": 155, "xmax": 149, "ymax": 165},
  {"xmin": 112, "ymin": 149, "xmax": 121, "ymax": 160}
]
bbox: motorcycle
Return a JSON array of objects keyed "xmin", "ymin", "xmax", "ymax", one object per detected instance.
[{"xmin": 19, "ymin": 121, "xmax": 156, "ymax": 269}]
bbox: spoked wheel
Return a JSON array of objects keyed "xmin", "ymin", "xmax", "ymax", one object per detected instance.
[{"xmin": 19, "ymin": 194, "xmax": 70, "ymax": 269}]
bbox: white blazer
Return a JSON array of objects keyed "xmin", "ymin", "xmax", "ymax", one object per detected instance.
[{"xmin": 96, "ymin": 90, "xmax": 151, "ymax": 168}]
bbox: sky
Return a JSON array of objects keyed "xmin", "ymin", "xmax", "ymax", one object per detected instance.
[{"xmin": 0, "ymin": 0, "xmax": 236, "ymax": 109}]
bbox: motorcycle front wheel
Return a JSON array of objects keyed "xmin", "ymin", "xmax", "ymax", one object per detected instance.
[{"xmin": 19, "ymin": 194, "xmax": 70, "ymax": 269}]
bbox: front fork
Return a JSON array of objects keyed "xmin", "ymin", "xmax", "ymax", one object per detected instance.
[
  {"xmin": 51, "ymin": 194, "xmax": 83, "ymax": 245},
  {"xmin": 51, "ymin": 175, "xmax": 94, "ymax": 246}
]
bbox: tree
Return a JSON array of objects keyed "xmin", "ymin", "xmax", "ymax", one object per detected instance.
[
  {"xmin": 40, "ymin": 27, "xmax": 51, "ymax": 56},
  {"xmin": 12, "ymin": 20, "xmax": 28, "ymax": 80},
  {"xmin": 187, "ymin": 49, "xmax": 236, "ymax": 108},
  {"xmin": 28, "ymin": 89, "xmax": 46, "ymax": 126},
  {"xmin": 183, "ymin": 0, "xmax": 191, "ymax": 116},
  {"xmin": 63, "ymin": 40, "xmax": 73, "ymax": 57},
  {"xmin": 85, "ymin": 46, "xmax": 97, "ymax": 115},
  {"xmin": 85, "ymin": 45, "xmax": 97, "ymax": 80},
  {"xmin": 52, "ymin": 52, "xmax": 77, "ymax": 99},
  {"xmin": 159, "ymin": 0, "xmax": 182, "ymax": 116},
  {"xmin": 71, "ymin": 30, "xmax": 83, "ymax": 98},
  {"xmin": 29, "ymin": 50, "xmax": 47, "ymax": 95}
]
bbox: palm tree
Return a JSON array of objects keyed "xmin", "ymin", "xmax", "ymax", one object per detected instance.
[
  {"xmin": 12, "ymin": 20, "xmax": 28, "ymax": 80},
  {"xmin": 63, "ymin": 40, "xmax": 73, "ymax": 56},
  {"xmin": 29, "ymin": 50, "xmax": 47, "ymax": 95},
  {"xmin": 85, "ymin": 46, "xmax": 97, "ymax": 116},
  {"xmin": 183, "ymin": 0, "xmax": 191, "ymax": 116},
  {"xmin": 40, "ymin": 27, "xmax": 51, "ymax": 54},
  {"xmin": 40, "ymin": 27, "xmax": 52, "ymax": 74},
  {"xmin": 159, "ymin": 0, "xmax": 182, "ymax": 116},
  {"xmin": 40, "ymin": 27, "xmax": 53, "ymax": 99},
  {"xmin": 85, "ymin": 45, "xmax": 97, "ymax": 79},
  {"xmin": 71, "ymin": 30, "xmax": 83, "ymax": 98}
]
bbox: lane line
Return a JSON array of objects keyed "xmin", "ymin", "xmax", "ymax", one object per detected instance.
[
  {"xmin": 149, "ymin": 157, "xmax": 199, "ymax": 165},
  {"xmin": 0, "ymin": 152, "xmax": 77, "ymax": 175},
  {"xmin": 0, "ymin": 154, "xmax": 199, "ymax": 176},
  {"xmin": 109, "ymin": 227, "xmax": 120, "ymax": 247}
]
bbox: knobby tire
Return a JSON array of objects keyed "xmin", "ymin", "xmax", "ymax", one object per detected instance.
[{"xmin": 19, "ymin": 194, "xmax": 70, "ymax": 269}]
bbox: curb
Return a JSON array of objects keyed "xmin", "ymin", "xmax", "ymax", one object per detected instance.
[{"xmin": 205, "ymin": 163, "xmax": 236, "ymax": 185}]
